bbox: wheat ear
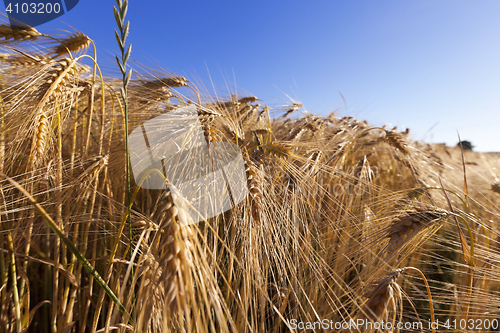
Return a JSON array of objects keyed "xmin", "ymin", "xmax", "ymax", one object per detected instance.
[
  {"xmin": 198, "ymin": 107, "xmax": 222, "ymax": 144},
  {"xmin": 245, "ymin": 158, "xmax": 264, "ymax": 225},
  {"xmin": 32, "ymin": 112, "xmax": 50, "ymax": 167},
  {"xmin": 141, "ymin": 76, "xmax": 189, "ymax": 89},
  {"xmin": 384, "ymin": 129, "xmax": 409, "ymax": 154},
  {"xmin": 29, "ymin": 58, "xmax": 78, "ymax": 168},
  {"xmin": 0, "ymin": 24, "xmax": 41, "ymax": 41},
  {"xmin": 52, "ymin": 32, "xmax": 91, "ymax": 56},
  {"xmin": 362, "ymin": 269, "xmax": 404, "ymax": 322},
  {"xmin": 385, "ymin": 208, "xmax": 448, "ymax": 255},
  {"xmin": 152, "ymin": 189, "xmax": 194, "ymax": 328}
]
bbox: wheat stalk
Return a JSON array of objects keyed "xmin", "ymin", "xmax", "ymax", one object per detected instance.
[{"xmin": 92, "ymin": 1, "xmax": 133, "ymax": 330}]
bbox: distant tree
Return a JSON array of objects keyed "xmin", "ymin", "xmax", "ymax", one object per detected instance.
[{"xmin": 457, "ymin": 140, "xmax": 473, "ymax": 151}]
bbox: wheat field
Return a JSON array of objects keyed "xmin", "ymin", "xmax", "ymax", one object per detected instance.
[{"xmin": 1, "ymin": 5, "xmax": 500, "ymax": 333}]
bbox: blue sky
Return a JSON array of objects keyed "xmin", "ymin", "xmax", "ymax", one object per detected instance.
[{"xmin": 6, "ymin": 1, "xmax": 500, "ymax": 151}]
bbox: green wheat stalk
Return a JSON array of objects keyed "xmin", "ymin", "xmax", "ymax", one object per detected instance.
[
  {"xmin": 113, "ymin": 0, "xmax": 133, "ymax": 280},
  {"xmin": 91, "ymin": 2, "xmax": 134, "ymax": 330}
]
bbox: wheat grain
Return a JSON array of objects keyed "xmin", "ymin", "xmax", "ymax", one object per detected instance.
[
  {"xmin": 197, "ymin": 107, "xmax": 222, "ymax": 120},
  {"xmin": 75, "ymin": 155, "xmax": 110, "ymax": 188},
  {"xmin": 252, "ymin": 128, "xmax": 271, "ymax": 136}
]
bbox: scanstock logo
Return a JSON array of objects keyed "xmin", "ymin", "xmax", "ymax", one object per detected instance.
[
  {"xmin": 129, "ymin": 105, "xmax": 249, "ymax": 226},
  {"xmin": 4, "ymin": 1, "xmax": 79, "ymax": 28}
]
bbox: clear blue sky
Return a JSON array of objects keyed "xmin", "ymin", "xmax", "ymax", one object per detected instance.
[{"xmin": 6, "ymin": 1, "xmax": 500, "ymax": 151}]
